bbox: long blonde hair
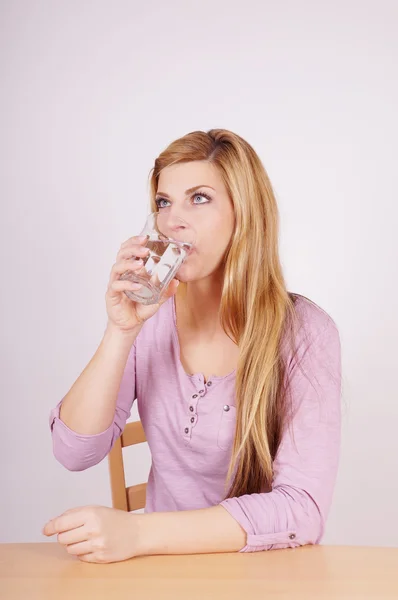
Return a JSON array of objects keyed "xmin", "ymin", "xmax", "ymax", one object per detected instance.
[{"xmin": 148, "ymin": 129, "xmax": 313, "ymax": 499}]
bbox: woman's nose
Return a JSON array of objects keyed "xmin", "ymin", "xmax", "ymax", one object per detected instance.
[{"xmin": 162, "ymin": 214, "xmax": 191, "ymax": 237}]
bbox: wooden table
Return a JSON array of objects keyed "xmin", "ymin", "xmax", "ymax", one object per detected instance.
[{"xmin": 1, "ymin": 543, "xmax": 397, "ymax": 599}]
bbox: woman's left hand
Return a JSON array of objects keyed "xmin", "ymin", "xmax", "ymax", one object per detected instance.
[{"xmin": 42, "ymin": 505, "xmax": 144, "ymax": 563}]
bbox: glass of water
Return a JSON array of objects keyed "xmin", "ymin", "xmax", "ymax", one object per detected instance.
[{"xmin": 119, "ymin": 212, "xmax": 196, "ymax": 305}]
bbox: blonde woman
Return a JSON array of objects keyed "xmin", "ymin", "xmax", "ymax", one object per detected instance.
[{"xmin": 43, "ymin": 129, "xmax": 342, "ymax": 563}]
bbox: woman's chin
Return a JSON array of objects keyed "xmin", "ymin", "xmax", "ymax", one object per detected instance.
[
  {"xmin": 175, "ymin": 264, "xmax": 194, "ymax": 282},
  {"xmin": 175, "ymin": 273, "xmax": 189, "ymax": 283}
]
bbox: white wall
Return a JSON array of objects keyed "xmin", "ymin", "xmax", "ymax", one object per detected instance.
[{"xmin": 1, "ymin": 0, "xmax": 397, "ymax": 546}]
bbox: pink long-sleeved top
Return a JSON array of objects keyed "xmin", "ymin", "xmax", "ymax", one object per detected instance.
[{"xmin": 49, "ymin": 293, "xmax": 342, "ymax": 553}]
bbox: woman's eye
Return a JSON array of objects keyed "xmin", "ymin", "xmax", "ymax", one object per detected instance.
[
  {"xmin": 156, "ymin": 199, "xmax": 169, "ymax": 208},
  {"xmin": 193, "ymin": 194, "xmax": 209, "ymax": 204},
  {"xmin": 156, "ymin": 192, "xmax": 211, "ymax": 209}
]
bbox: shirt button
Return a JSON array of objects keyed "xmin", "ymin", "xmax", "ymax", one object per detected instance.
[
  {"xmin": 199, "ymin": 389, "xmax": 205, "ymax": 394},
  {"xmin": 189, "ymin": 406, "xmax": 194, "ymax": 412},
  {"xmin": 206, "ymin": 381, "xmax": 212, "ymax": 386},
  {"xmin": 192, "ymin": 394, "xmax": 198, "ymax": 399},
  {"xmin": 184, "ymin": 427, "xmax": 189, "ymax": 434},
  {"xmin": 289, "ymin": 534, "xmax": 296, "ymax": 539},
  {"xmin": 223, "ymin": 405, "xmax": 230, "ymax": 411},
  {"xmin": 190, "ymin": 417, "xmax": 195, "ymax": 423}
]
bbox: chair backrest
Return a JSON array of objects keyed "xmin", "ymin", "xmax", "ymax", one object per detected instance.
[{"xmin": 108, "ymin": 420, "xmax": 147, "ymax": 512}]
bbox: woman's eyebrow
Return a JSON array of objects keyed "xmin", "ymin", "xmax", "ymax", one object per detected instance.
[{"xmin": 155, "ymin": 185, "xmax": 215, "ymax": 198}]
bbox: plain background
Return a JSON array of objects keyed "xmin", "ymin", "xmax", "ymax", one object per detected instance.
[{"xmin": 1, "ymin": 0, "xmax": 397, "ymax": 546}]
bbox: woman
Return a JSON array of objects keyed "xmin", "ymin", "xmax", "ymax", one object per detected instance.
[{"xmin": 43, "ymin": 129, "xmax": 342, "ymax": 563}]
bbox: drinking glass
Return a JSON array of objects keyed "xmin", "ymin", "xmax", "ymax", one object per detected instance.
[{"xmin": 119, "ymin": 212, "xmax": 196, "ymax": 305}]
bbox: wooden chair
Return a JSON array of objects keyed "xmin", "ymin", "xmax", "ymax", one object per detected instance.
[{"xmin": 108, "ymin": 420, "xmax": 147, "ymax": 512}]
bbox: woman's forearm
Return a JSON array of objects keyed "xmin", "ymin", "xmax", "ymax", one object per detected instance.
[
  {"xmin": 137, "ymin": 505, "xmax": 247, "ymax": 556},
  {"xmin": 59, "ymin": 322, "xmax": 142, "ymax": 435}
]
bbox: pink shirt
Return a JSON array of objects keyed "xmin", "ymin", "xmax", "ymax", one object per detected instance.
[{"xmin": 49, "ymin": 293, "xmax": 342, "ymax": 553}]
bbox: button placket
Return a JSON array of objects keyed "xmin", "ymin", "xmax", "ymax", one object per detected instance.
[{"xmin": 184, "ymin": 387, "xmax": 205, "ymax": 440}]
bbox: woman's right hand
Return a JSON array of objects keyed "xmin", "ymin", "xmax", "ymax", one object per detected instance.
[{"xmin": 105, "ymin": 235, "xmax": 180, "ymax": 335}]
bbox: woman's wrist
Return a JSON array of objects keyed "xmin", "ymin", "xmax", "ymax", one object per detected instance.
[
  {"xmin": 104, "ymin": 321, "xmax": 142, "ymax": 345},
  {"xmin": 132, "ymin": 512, "xmax": 153, "ymax": 557}
]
